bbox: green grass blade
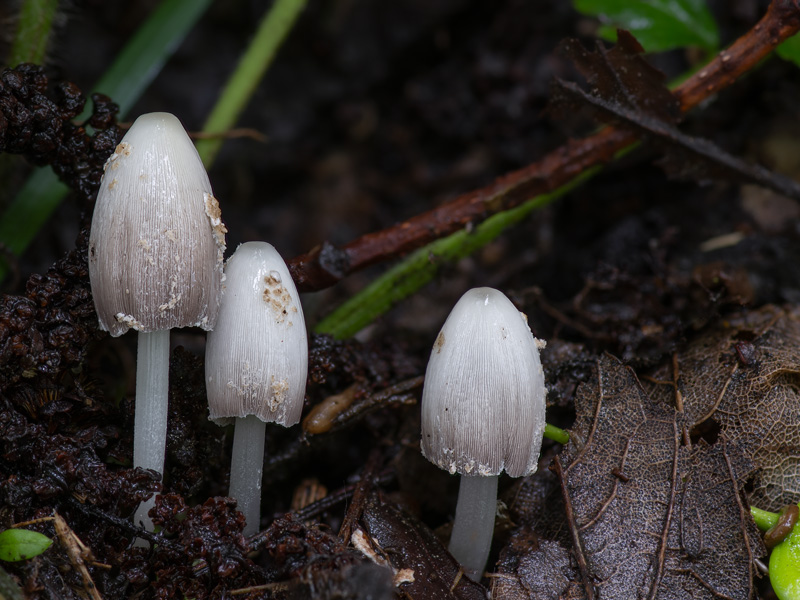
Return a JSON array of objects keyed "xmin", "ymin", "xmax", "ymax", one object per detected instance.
[
  {"xmin": 0, "ymin": 171, "xmax": 65, "ymax": 257},
  {"xmin": 89, "ymin": 0, "xmax": 214, "ymax": 118},
  {"xmin": 0, "ymin": 0, "xmax": 213, "ymax": 283},
  {"xmin": 314, "ymin": 168, "xmax": 600, "ymax": 339},
  {"xmin": 9, "ymin": 0, "xmax": 60, "ymax": 66},
  {"xmin": 195, "ymin": 0, "xmax": 308, "ymax": 167}
]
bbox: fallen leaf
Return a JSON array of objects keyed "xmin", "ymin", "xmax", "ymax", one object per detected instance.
[
  {"xmin": 359, "ymin": 492, "xmax": 487, "ymax": 599},
  {"xmin": 557, "ymin": 30, "xmax": 680, "ymax": 123},
  {"xmin": 646, "ymin": 304, "xmax": 800, "ymax": 510},
  {"xmin": 556, "ymin": 354, "xmax": 762, "ymax": 599},
  {"xmin": 552, "ymin": 31, "xmax": 800, "ymax": 201}
]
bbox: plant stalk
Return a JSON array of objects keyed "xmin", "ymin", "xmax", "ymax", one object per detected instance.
[
  {"xmin": 132, "ymin": 329, "xmax": 170, "ymax": 532},
  {"xmin": 196, "ymin": 0, "xmax": 307, "ymax": 166},
  {"xmin": 751, "ymin": 505, "xmax": 779, "ymax": 532},
  {"xmin": 229, "ymin": 414, "xmax": 267, "ymax": 536},
  {"xmin": 9, "ymin": 0, "xmax": 59, "ymax": 67},
  {"xmin": 449, "ymin": 474, "xmax": 499, "ymax": 582}
]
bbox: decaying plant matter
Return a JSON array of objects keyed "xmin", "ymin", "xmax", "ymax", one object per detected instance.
[{"xmin": 2, "ymin": 1, "xmax": 800, "ymax": 598}]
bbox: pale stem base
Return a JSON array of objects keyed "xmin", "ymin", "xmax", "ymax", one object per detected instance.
[
  {"xmin": 229, "ymin": 414, "xmax": 267, "ymax": 536},
  {"xmin": 132, "ymin": 329, "xmax": 170, "ymax": 534},
  {"xmin": 448, "ymin": 474, "xmax": 499, "ymax": 582}
]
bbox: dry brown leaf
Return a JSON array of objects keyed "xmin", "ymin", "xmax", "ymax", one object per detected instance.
[
  {"xmin": 645, "ymin": 304, "xmax": 800, "ymax": 510},
  {"xmin": 359, "ymin": 492, "xmax": 488, "ymax": 600},
  {"xmin": 553, "ymin": 31, "xmax": 800, "ymax": 200},
  {"xmin": 492, "ymin": 355, "xmax": 763, "ymax": 599},
  {"xmin": 493, "ymin": 535, "xmax": 584, "ymax": 600},
  {"xmin": 557, "ymin": 354, "xmax": 761, "ymax": 599},
  {"xmin": 556, "ymin": 30, "xmax": 680, "ymax": 124}
]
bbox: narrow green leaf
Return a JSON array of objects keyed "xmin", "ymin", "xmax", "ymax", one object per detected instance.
[
  {"xmin": 9, "ymin": 0, "xmax": 60, "ymax": 66},
  {"xmin": 0, "ymin": 0, "xmax": 213, "ymax": 283},
  {"xmin": 0, "ymin": 529, "xmax": 52, "ymax": 562},
  {"xmin": 0, "ymin": 171, "xmax": 65, "ymax": 257},
  {"xmin": 314, "ymin": 168, "xmax": 599, "ymax": 340},
  {"xmin": 776, "ymin": 33, "xmax": 800, "ymax": 68},
  {"xmin": 88, "ymin": 0, "xmax": 214, "ymax": 118},
  {"xmin": 195, "ymin": 0, "xmax": 308, "ymax": 167},
  {"xmin": 573, "ymin": 0, "xmax": 720, "ymax": 53}
]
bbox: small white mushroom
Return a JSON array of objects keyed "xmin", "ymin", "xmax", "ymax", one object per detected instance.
[
  {"xmin": 88, "ymin": 112, "xmax": 226, "ymax": 533},
  {"xmin": 205, "ymin": 242, "xmax": 308, "ymax": 535},
  {"xmin": 89, "ymin": 113, "xmax": 225, "ymax": 336},
  {"xmin": 420, "ymin": 287, "xmax": 546, "ymax": 581}
]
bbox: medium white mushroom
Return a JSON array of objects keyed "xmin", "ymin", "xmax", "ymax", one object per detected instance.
[
  {"xmin": 88, "ymin": 112, "xmax": 226, "ymax": 531},
  {"xmin": 205, "ymin": 242, "xmax": 308, "ymax": 535},
  {"xmin": 421, "ymin": 287, "xmax": 546, "ymax": 581}
]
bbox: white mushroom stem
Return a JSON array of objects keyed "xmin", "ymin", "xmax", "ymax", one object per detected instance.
[
  {"xmin": 132, "ymin": 329, "xmax": 170, "ymax": 532},
  {"xmin": 229, "ymin": 415, "xmax": 267, "ymax": 536},
  {"xmin": 448, "ymin": 474, "xmax": 499, "ymax": 582}
]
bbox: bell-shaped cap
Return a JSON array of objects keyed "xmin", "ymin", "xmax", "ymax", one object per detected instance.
[
  {"xmin": 421, "ymin": 287, "xmax": 546, "ymax": 477},
  {"xmin": 205, "ymin": 242, "xmax": 308, "ymax": 426},
  {"xmin": 88, "ymin": 112, "xmax": 226, "ymax": 336}
]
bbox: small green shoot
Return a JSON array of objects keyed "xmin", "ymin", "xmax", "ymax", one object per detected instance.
[
  {"xmin": 544, "ymin": 423, "xmax": 570, "ymax": 445},
  {"xmin": 0, "ymin": 529, "xmax": 52, "ymax": 562},
  {"xmin": 752, "ymin": 505, "xmax": 779, "ymax": 531}
]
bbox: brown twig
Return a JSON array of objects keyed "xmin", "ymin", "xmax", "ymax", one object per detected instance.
[
  {"xmin": 338, "ymin": 450, "xmax": 382, "ymax": 543},
  {"xmin": 15, "ymin": 513, "xmax": 107, "ymax": 600},
  {"xmin": 287, "ymin": 0, "xmax": 800, "ymax": 293}
]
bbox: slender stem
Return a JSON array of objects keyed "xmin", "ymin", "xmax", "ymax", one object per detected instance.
[
  {"xmin": 132, "ymin": 329, "xmax": 170, "ymax": 532},
  {"xmin": 195, "ymin": 0, "xmax": 307, "ymax": 166},
  {"xmin": 229, "ymin": 415, "xmax": 267, "ymax": 536},
  {"xmin": 9, "ymin": 0, "xmax": 59, "ymax": 67},
  {"xmin": 544, "ymin": 423, "xmax": 570, "ymax": 445},
  {"xmin": 751, "ymin": 505, "xmax": 779, "ymax": 532},
  {"xmin": 449, "ymin": 474, "xmax": 499, "ymax": 582},
  {"xmin": 291, "ymin": 1, "xmax": 800, "ymax": 294}
]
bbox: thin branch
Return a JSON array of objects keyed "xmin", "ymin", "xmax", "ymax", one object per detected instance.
[{"xmin": 288, "ymin": 0, "xmax": 800, "ymax": 293}]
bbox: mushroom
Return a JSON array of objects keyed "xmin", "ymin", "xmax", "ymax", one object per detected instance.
[
  {"xmin": 88, "ymin": 112, "xmax": 226, "ymax": 531},
  {"xmin": 420, "ymin": 287, "xmax": 546, "ymax": 581},
  {"xmin": 205, "ymin": 242, "xmax": 308, "ymax": 535}
]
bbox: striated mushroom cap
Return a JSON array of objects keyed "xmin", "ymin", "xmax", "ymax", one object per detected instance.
[
  {"xmin": 421, "ymin": 287, "xmax": 546, "ymax": 478},
  {"xmin": 88, "ymin": 112, "xmax": 226, "ymax": 336},
  {"xmin": 205, "ymin": 242, "xmax": 308, "ymax": 426}
]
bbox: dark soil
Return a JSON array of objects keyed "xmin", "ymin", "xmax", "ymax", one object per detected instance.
[{"xmin": 1, "ymin": 1, "xmax": 799, "ymax": 598}]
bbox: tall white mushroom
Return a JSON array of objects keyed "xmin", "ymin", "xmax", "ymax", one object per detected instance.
[
  {"xmin": 88, "ymin": 112, "xmax": 226, "ymax": 531},
  {"xmin": 205, "ymin": 242, "xmax": 308, "ymax": 536},
  {"xmin": 421, "ymin": 287, "xmax": 546, "ymax": 581}
]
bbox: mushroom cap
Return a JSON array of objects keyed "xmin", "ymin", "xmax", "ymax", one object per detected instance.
[
  {"xmin": 88, "ymin": 112, "xmax": 226, "ymax": 336},
  {"xmin": 205, "ymin": 242, "xmax": 308, "ymax": 426},
  {"xmin": 420, "ymin": 287, "xmax": 546, "ymax": 477}
]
